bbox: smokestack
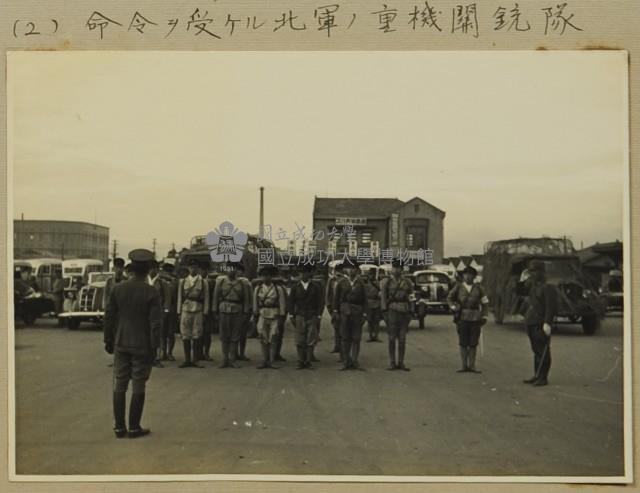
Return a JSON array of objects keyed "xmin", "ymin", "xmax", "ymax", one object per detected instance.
[{"xmin": 259, "ymin": 186, "xmax": 265, "ymax": 239}]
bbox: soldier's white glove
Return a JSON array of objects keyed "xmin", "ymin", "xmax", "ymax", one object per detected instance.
[{"xmin": 543, "ymin": 323, "xmax": 552, "ymax": 336}]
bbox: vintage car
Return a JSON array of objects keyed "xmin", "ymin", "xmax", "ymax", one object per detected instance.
[
  {"xmin": 411, "ymin": 270, "xmax": 453, "ymax": 313},
  {"xmin": 600, "ymin": 269, "xmax": 623, "ymax": 312},
  {"xmin": 483, "ymin": 238, "xmax": 606, "ymax": 335},
  {"xmin": 58, "ymin": 272, "xmax": 114, "ymax": 330},
  {"xmin": 13, "ymin": 262, "xmax": 56, "ymax": 325}
]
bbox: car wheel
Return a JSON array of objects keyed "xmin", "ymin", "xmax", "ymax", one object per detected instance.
[{"xmin": 582, "ymin": 316, "xmax": 600, "ymax": 335}]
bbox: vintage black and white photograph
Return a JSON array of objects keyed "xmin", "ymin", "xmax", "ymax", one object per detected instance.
[{"xmin": 7, "ymin": 51, "xmax": 630, "ymax": 481}]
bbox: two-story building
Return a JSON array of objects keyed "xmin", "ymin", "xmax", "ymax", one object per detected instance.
[{"xmin": 312, "ymin": 196, "xmax": 445, "ymax": 264}]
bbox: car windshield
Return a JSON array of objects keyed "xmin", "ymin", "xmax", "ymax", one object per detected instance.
[
  {"xmin": 90, "ymin": 274, "xmax": 112, "ymax": 283},
  {"xmin": 416, "ymin": 273, "xmax": 449, "ymax": 284}
]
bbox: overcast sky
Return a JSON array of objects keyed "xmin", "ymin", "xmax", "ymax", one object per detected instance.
[{"xmin": 8, "ymin": 51, "xmax": 628, "ymax": 258}]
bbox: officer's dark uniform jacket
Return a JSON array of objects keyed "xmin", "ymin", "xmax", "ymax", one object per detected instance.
[
  {"xmin": 524, "ymin": 281, "xmax": 557, "ymax": 326},
  {"xmin": 333, "ymin": 276, "xmax": 368, "ymax": 314},
  {"xmin": 289, "ymin": 280, "xmax": 323, "ymax": 318},
  {"xmin": 447, "ymin": 282, "xmax": 488, "ymax": 322},
  {"xmin": 104, "ymin": 279, "xmax": 163, "ymax": 356}
]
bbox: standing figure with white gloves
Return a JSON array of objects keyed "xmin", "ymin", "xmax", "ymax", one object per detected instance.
[{"xmin": 521, "ymin": 260, "xmax": 558, "ymax": 387}]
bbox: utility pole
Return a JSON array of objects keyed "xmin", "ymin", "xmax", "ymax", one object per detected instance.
[
  {"xmin": 152, "ymin": 238, "xmax": 157, "ymax": 258},
  {"xmin": 112, "ymin": 239, "xmax": 118, "ymax": 261},
  {"xmin": 259, "ymin": 186, "xmax": 265, "ymax": 240}
]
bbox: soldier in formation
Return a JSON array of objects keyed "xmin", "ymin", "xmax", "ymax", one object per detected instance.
[
  {"xmin": 363, "ymin": 267, "xmax": 383, "ymax": 343},
  {"xmin": 212, "ymin": 262, "xmax": 251, "ymax": 368},
  {"xmin": 446, "ymin": 266, "xmax": 489, "ymax": 373},
  {"xmin": 252, "ymin": 265, "xmax": 287, "ymax": 369},
  {"xmin": 332, "ymin": 258, "xmax": 367, "ymax": 371},
  {"xmin": 177, "ymin": 260, "xmax": 209, "ymax": 368},
  {"xmin": 289, "ymin": 263, "xmax": 324, "ymax": 369},
  {"xmin": 381, "ymin": 259, "xmax": 414, "ymax": 371}
]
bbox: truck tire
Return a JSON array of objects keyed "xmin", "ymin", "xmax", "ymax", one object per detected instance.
[
  {"xmin": 67, "ymin": 318, "xmax": 81, "ymax": 331},
  {"xmin": 582, "ymin": 316, "xmax": 600, "ymax": 335}
]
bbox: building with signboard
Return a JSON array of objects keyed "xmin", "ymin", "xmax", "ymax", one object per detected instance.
[
  {"xmin": 312, "ymin": 196, "xmax": 445, "ymax": 263},
  {"xmin": 14, "ymin": 219, "xmax": 110, "ymax": 265}
]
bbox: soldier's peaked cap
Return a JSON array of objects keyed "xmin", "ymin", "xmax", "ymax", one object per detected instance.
[
  {"xmin": 128, "ymin": 249, "xmax": 155, "ymax": 263},
  {"xmin": 259, "ymin": 264, "xmax": 278, "ymax": 275},
  {"xmin": 462, "ymin": 265, "xmax": 477, "ymax": 276},
  {"xmin": 297, "ymin": 263, "xmax": 315, "ymax": 272}
]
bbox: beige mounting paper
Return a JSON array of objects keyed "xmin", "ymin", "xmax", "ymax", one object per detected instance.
[{"xmin": 0, "ymin": 0, "xmax": 638, "ymax": 492}]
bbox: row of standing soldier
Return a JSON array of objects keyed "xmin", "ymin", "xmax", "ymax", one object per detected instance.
[{"xmin": 102, "ymin": 250, "xmax": 557, "ymax": 438}]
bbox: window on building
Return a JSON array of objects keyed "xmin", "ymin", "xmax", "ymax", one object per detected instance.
[
  {"xmin": 414, "ymin": 204, "xmax": 420, "ymax": 213},
  {"xmin": 406, "ymin": 233, "xmax": 414, "ymax": 247},
  {"xmin": 360, "ymin": 232, "xmax": 372, "ymax": 244}
]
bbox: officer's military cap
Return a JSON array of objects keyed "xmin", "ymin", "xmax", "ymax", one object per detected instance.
[
  {"xmin": 161, "ymin": 262, "xmax": 175, "ymax": 272},
  {"xmin": 461, "ymin": 265, "xmax": 478, "ymax": 276},
  {"xmin": 528, "ymin": 260, "xmax": 546, "ymax": 273},
  {"xmin": 128, "ymin": 249, "xmax": 155, "ymax": 264},
  {"xmin": 113, "ymin": 257, "xmax": 125, "ymax": 268}
]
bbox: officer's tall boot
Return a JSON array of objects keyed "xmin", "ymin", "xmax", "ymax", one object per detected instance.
[
  {"xmin": 274, "ymin": 334, "xmax": 286, "ymax": 362},
  {"xmin": 192, "ymin": 339, "xmax": 204, "ymax": 368},
  {"xmin": 467, "ymin": 346, "xmax": 481, "ymax": 373},
  {"xmin": 179, "ymin": 340, "xmax": 192, "ymax": 368},
  {"xmin": 161, "ymin": 337, "xmax": 168, "ymax": 361},
  {"xmin": 310, "ymin": 345, "xmax": 319, "ymax": 362},
  {"xmin": 229, "ymin": 341, "xmax": 239, "ymax": 368},
  {"xmin": 128, "ymin": 393, "xmax": 150, "ymax": 438},
  {"xmin": 239, "ymin": 336, "xmax": 249, "ymax": 361},
  {"xmin": 167, "ymin": 333, "xmax": 176, "ymax": 361},
  {"xmin": 340, "ymin": 340, "xmax": 351, "ymax": 370},
  {"xmin": 296, "ymin": 345, "xmax": 306, "ymax": 369},
  {"xmin": 351, "ymin": 340, "xmax": 363, "ymax": 370},
  {"xmin": 331, "ymin": 325, "xmax": 341, "ymax": 353},
  {"xmin": 113, "ymin": 391, "xmax": 127, "ymax": 438},
  {"xmin": 219, "ymin": 341, "xmax": 230, "ymax": 369},
  {"xmin": 202, "ymin": 333, "xmax": 212, "ymax": 361},
  {"xmin": 257, "ymin": 342, "xmax": 270, "ymax": 369},
  {"xmin": 265, "ymin": 343, "xmax": 278, "ymax": 369},
  {"xmin": 397, "ymin": 340, "xmax": 410, "ymax": 371},
  {"xmin": 387, "ymin": 339, "xmax": 397, "ymax": 370},
  {"xmin": 457, "ymin": 346, "xmax": 469, "ymax": 372},
  {"xmin": 305, "ymin": 345, "xmax": 315, "ymax": 369}
]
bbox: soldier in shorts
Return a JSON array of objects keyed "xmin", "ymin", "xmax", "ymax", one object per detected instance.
[
  {"xmin": 253, "ymin": 265, "xmax": 286, "ymax": 369},
  {"xmin": 177, "ymin": 260, "xmax": 209, "ymax": 368}
]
